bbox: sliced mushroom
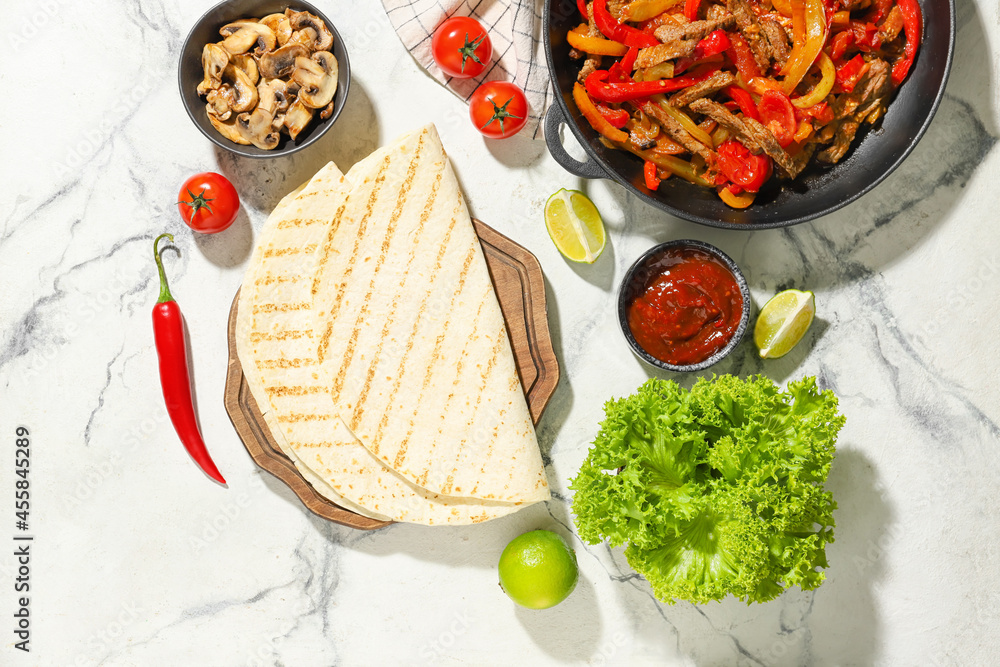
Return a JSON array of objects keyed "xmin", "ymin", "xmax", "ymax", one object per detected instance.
[
  {"xmin": 285, "ymin": 9, "xmax": 333, "ymax": 51},
  {"xmin": 236, "ymin": 80, "xmax": 282, "ymax": 149},
  {"xmin": 284, "ymin": 98, "xmax": 315, "ymax": 140},
  {"xmin": 259, "ymin": 43, "xmax": 308, "ymax": 79},
  {"xmin": 269, "ymin": 79, "xmax": 291, "ymax": 113},
  {"xmin": 260, "ymin": 13, "xmax": 293, "ymax": 46},
  {"xmin": 287, "ymin": 27, "xmax": 318, "ymax": 49},
  {"xmin": 205, "ymin": 88, "xmax": 232, "ymax": 120},
  {"xmin": 229, "ymin": 53, "xmax": 259, "ymax": 84},
  {"xmin": 272, "ymin": 113, "xmax": 286, "ymax": 132},
  {"xmin": 208, "ymin": 109, "xmax": 251, "ymax": 145},
  {"xmin": 319, "ymin": 100, "xmax": 335, "ymax": 120},
  {"xmin": 196, "ymin": 43, "xmax": 229, "ymax": 96},
  {"xmin": 220, "ymin": 22, "xmax": 276, "ymax": 56},
  {"xmin": 292, "ymin": 52, "xmax": 338, "ymax": 109},
  {"xmin": 222, "ymin": 64, "xmax": 258, "ymax": 113}
]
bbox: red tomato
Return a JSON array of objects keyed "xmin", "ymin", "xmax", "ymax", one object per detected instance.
[
  {"xmin": 469, "ymin": 82, "xmax": 528, "ymax": 139},
  {"xmin": 716, "ymin": 140, "xmax": 773, "ymax": 192},
  {"xmin": 757, "ymin": 90, "xmax": 796, "ymax": 148},
  {"xmin": 177, "ymin": 173, "xmax": 240, "ymax": 234},
  {"xmin": 431, "ymin": 17, "xmax": 493, "ymax": 79}
]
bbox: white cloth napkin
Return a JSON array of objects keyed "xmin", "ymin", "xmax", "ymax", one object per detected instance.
[{"xmin": 380, "ymin": 0, "xmax": 553, "ymax": 139}]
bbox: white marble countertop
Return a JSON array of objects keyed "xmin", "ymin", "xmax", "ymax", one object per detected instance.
[{"xmin": 2, "ymin": 0, "xmax": 999, "ymax": 664}]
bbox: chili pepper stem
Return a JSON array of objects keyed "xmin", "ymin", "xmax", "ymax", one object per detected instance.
[{"xmin": 154, "ymin": 233, "xmax": 175, "ymax": 304}]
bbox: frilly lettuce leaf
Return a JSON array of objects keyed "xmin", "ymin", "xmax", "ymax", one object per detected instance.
[{"xmin": 569, "ymin": 375, "xmax": 844, "ymax": 605}]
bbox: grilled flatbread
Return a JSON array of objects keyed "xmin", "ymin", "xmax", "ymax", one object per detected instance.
[
  {"xmin": 236, "ymin": 127, "xmax": 547, "ymax": 523},
  {"xmin": 311, "ymin": 125, "xmax": 549, "ymax": 504}
]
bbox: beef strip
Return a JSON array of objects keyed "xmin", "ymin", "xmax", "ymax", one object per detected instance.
[
  {"xmin": 831, "ymin": 58, "xmax": 891, "ymax": 119},
  {"xmin": 689, "ymin": 98, "xmax": 797, "ymax": 174},
  {"xmin": 653, "ymin": 16, "xmax": 735, "ymax": 44},
  {"xmin": 760, "ymin": 18, "xmax": 790, "ymax": 70},
  {"xmin": 785, "ymin": 142, "xmax": 817, "ymax": 178},
  {"xmin": 668, "ymin": 70, "xmax": 736, "ymax": 107},
  {"xmin": 635, "ymin": 41, "xmax": 699, "ymax": 68},
  {"xmin": 818, "ymin": 120, "xmax": 860, "ymax": 163},
  {"xmin": 727, "ymin": 0, "xmax": 773, "ymax": 72},
  {"xmin": 639, "ymin": 101, "xmax": 716, "ymax": 162}
]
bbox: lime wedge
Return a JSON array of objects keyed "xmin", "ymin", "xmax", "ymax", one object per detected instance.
[
  {"xmin": 544, "ymin": 189, "xmax": 606, "ymax": 263},
  {"xmin": 754, "ymin": 289, "xmax": 816, "ymax": 359}
]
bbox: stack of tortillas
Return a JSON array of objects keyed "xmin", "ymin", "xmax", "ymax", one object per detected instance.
[{"xmin": 235, "ymin": 125, "xmax": 550, "ymax": 525}]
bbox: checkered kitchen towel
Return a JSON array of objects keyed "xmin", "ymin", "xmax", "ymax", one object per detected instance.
[{"xmin": 381, "ymin": 0, "xmax": 553, "ymax": 139}]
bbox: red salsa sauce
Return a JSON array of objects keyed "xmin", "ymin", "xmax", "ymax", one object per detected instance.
[{"xmin": 626, "ymin": 246, "xmax": 743, "ymax": 366}]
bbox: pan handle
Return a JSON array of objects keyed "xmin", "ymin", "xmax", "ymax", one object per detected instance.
[{"xmin": 544, "ymin": 104, "xmax": 610, "ymax": 181}]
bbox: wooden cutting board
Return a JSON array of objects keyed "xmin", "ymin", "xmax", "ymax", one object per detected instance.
[{"xmin": 223, "ymin": 220, "xmax": 559, "ymax": 529}]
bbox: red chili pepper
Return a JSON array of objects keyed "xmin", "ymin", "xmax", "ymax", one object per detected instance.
[
  {"xmin": 643, "ymin": 161, "xmax": 662, "ymax": 189},
  {"xmin": 585, "ymin": 65, "xmax": 721, "ymax": 103},
  {"xmin": 891, "ymin": 0, "xmax": 922, "ymax": 86},
  {"xmin": 597, "ymin": 103, "xmax": 630, "ymax": 127},
  {"xmin": 757, "ymin": 90, "xmax": 796, "ymax": 147},
  {"xmin": 152, "ymin": 234, "xmax": 226, "ymax": 485},
  {"xmin": 684, "ymin": 0, "xmax": 702, "ymax": 21},
  {"xmin": 726, "ymin": 32, "xmax": 762, "ymax": 80},
  {"xmin": 836, "ymin": 54, "xmax": 869, "ymax": 92},
  {"xmin": 725, "ymin": 85, "xmax": 761, "ymax": 121},
  {"xmin": 831, "ymin": 30, "xmax": 854, "ymax": 60},
  {"xmin": 676, "ymin": 30, "xmax": 731, "ymax": 73},
  {"xmin": 593, "ymin": 0, "xmax": 659, "ymax": 47}
]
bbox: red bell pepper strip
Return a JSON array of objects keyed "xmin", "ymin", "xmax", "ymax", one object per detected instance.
[
  {"xmin": 597, "ymin": 103, "xmax": 630, "ymax": 127},
  {"xmin": 869, "ymin": 0, "xmax": 893, "ymax": 23},
  {"xmin": 578, "ymin": 0, "xmax": 589, "ymax": 19},
  {"xmin": 152, "ymin": 234, "xmax": 226, "ymax": 485},
  {"xmin": 585, "ymin": 65, "xmax": 722, "ymax": 102},
  {"xmin": 684, "ymin": 0, "xmax": 702, "ymax": 22},
  {"xmin": 831, "ymin": 30, "xmax": 854, "ymax": 60},
  {"xmin": 850, "ymin": 21, "xmax": 881, "ymax": 51},
  {"xmin": 836, "ymin": 54, "xmax": 869, "ymax": 92},
  {"xmin": 644, "ymin": 160, "xmax": 662, "ymax": 189},
  {"xmin": 676, "ymin": 30, "xmax": 731, "ymax": 73},
  {"xmin": 593, "ymin": 0, "xmax": 659, "ymax": 47},
  {"xmin": 801, "ymin": 100, "xmax": 834, "ymax": 124},
  {"xmin": 891, "ymin": 0, "xmax": 922, "ymax": 86},
  {"xmin": 621, "ymin": 46, "xmax": 639, "ymax": 72},
  {"xmin": 727, "ymin": 33, "xmax": 762, "ymax": 80},
  {"xmin": 725, "ymin": 85, "xmax": 761, "ymax": 121}
]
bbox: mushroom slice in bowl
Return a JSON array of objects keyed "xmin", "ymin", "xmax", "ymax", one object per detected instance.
[
  {"xmin": 259, "ymin": 43, "xmax": 308, "ymax": 79},
  {"xmin": 292, "ymin": 52, "xmax": 338, "ymax": 109},
  {"xmin": 219, "ymin": 64, "xmax": 259, "ymax": 113},
  {"xmin": 284, "ymin": 97, "xmax": 315, "ymax": 140},
  {"xmin": 230, "ymin": 53, "xmax": 259, "ymax": 84},
  {"xmin": 285, "ymin": 9, "xmax": 333, "ymax": 51},
  {"xmin": 260, "ymin": 13, "xmax": 292, "ymax": 46},
  {"xmin": 208, "ymin": 110, "xmax": 251, "ymax": 145},
  {"xmin": 220, "ymin": 21, "xmax": 276, "ymax": 56},
  {"xmin": 197, "ymin": 43, "xmax": 229, "ymax": 96},
  {"xmin": 236, "ymin": 80, "xmax": 282, "ymax": 149}
]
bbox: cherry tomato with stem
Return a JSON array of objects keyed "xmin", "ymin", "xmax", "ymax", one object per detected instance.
[
  {"xmin": 432, "ymin": 17, "xmax": 493, "ymax": 79},
  {"xmin": 177, "ymin": 172, "xmax": 240, "ymax": 234},
  {"xmin": 469, "ymin": 81, "xmax": 528, "ymax": 139}
]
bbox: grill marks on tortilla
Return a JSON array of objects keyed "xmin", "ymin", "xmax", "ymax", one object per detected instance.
[
  {"xmin": 266, "ymin": 384, "xmax": 325, "ymax": 396},
  {"xmin": 253, "ymin": 302, "xmax": 310, "ymax": 314},
  {"xmin": 263, "ymin": 244, "xmax": 317, "ymax": 258},
  {"xmin": 391, "ymin": 239, "xmax": 478, "ymax": 468},
  {"xmin": 372, "ymin": 208, "xmax": 461, "ymax": 455},
  {"xmin": 316, "ymin": 156, "xmax": 392, "ymax": 364},
  {"xmin": 249, "ymin": 330, "xmax": 313, "ymax": 342},
  {"xmin": 256, "ymin": 358, "xmax": 316, "ymax": 369},
  {"xmin": 348, "ymin": 167, "xmax": 443, "ymax": 431},
  {"xmin": 333, "ymin": 133, "xmax": 427, "ymax": 399}
]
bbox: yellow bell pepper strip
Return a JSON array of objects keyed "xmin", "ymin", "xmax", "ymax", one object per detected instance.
[
  {"xmin": 650, "ymin": 94, "xmax": 715, "ymax": 148},
  {"xmin": 566, "ymin": 30, "xmax": 630, "ymax": 56},
  {"xmin": 782, "ymin": 0, "xmax": 827, "ymax": 95},
  {"xmin": 585, "ymin": 65, "xmax": 722, "ymax": 103},
  {"xmin": 791, "ymin": 51, "xmax": 835, "ymax": 107},
  {"xmin": 719, "ymin": 186, "xmax": 756, "ymax": 208},
  {"xmin": 793, "ymin": 120, "xmax": 813, "ymax": 143},
  {"xmin": 573, "ymin": 82, "xmax": 630, "ymax": 143},
  {"xmin": 626, "ymin": 146, "xmax": 714, "ymax": 185},
  {"xmin": 772, "ymin": 0, "xmax": 793, "ymax": 17},
  {"xmin": 831, "ymin": 10, "xmax": 849, "ymax": 27},
  {"xmin": 593, "ymin": 0, "xmax": 659, "ymax": 47},
  {"xmin": 891, "ymin": 0, "xmax": 922, "ymax": 86},
  {"xmin": 621, "ymin": 0, "xmax": 684, "ymax": 22}
]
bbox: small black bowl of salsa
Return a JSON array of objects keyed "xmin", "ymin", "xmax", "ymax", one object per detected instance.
[{"xmin": 618, "ymin": 240, "xmax": 751, "ymax": 372}]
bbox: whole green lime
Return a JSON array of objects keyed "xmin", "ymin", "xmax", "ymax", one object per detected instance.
[{"xmin": 498, "ymin": 530, "xmax": 579, "ymax": 609}]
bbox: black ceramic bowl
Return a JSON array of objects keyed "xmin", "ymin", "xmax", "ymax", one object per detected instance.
[
  {"xmin": 178, "ymin": 0, "xmax": 350, "ymax": 158},
  {"xmin": 618, "ymin": 240, "xmax": 751, "ymax": 372},
  {"xmin": 543, "ymin": 0, "xmax": 954, "ymax": 229}
]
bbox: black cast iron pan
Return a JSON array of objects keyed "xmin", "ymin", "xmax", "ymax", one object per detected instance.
[{"xmin": 543, "ymin": 0, "xmax": 955, "ymax": 229}]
